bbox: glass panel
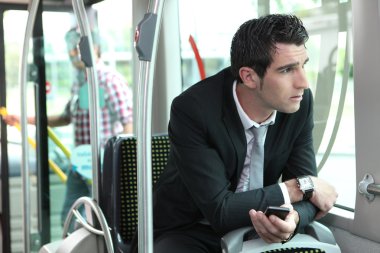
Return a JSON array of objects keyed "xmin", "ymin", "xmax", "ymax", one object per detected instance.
[
  {"xmin": 41, "ymin": 0, "xmax": 134, "ymax": 241},
  {"xmin": 178, "ymin": 0, "xmax": 259, "ymax": 89},
  {"xmin": 301, "ymin": 3, "xmax": 354, "ymax": 209},
  {"xmin": 178, "ymin": 0, "xmax": 355, "ymax": 209},
  {"xmin": 3, "ymin": 4, "xmax": 134, "ymax": 251},
  {"xmin": 93, "ymin": 0, "xmax": 133, "ymax": 85},
  {"xmin": 317, "ymin": 30, "xmax": 355, "ymax": 209},
  {"xmin": 42, "ymin": 11, "xmax": 75, "ymax": 242},
  {"xmin": 3, "ymin": 10, "xmax": 38, "ymax": 253},
  {"xmin": 270, "ymin": 0, "xmax": 321, "ymax": 13}
]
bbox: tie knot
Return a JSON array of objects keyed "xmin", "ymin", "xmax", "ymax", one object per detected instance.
[{"xmin": 251, "ymin": 126, "xmax": 266, "ymax": 145}]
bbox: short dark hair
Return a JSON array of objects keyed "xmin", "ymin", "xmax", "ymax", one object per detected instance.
[
  {"xmin": 230, "ymin": 14, "xmax": 309, "ymax": 82},
  {"xmin": 65, "ymin": 28, "xmax": 102, "ymax": 57}
]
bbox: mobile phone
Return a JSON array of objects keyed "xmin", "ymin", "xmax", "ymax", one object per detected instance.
[{"xmin": 264, "ymin": 206, "xmax": 290, "ymax": 220}]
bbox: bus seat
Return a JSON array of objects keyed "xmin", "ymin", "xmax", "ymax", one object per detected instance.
[
  {"xmin": 99, "ymin": 134, "xmax": 341, "ymax": 253},
  {"xmin": 39, "ymin": 197, "xmax": 113, "ymax": 253},
  {"xmin": 39, "ymin": 227, "xmax": 104, "ymax": 253},
  {"xmin": 221, "ymin": 222, "xmax": 341, "ymax": 253},
  {"xmin": 99, "ymin": 134, "xmax": 170, "ymax": 252}
]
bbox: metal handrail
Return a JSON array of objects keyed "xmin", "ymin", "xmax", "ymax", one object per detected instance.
[
  {"xmin": 70, "ymin": 1, "xmax": 114, "ymax": 252},
  {"xmin": 358, "ymin": 173, "xmax": 380, "ymax": 202},
  {"xmin": 72, "ymin": 0, "xmax": 101, "ymax": 202},
  {"xmin": 19, "ymin": 0, "xmax": 40, "ymax": 252},
  {"xmin": 62, "ymin": 197, "xmax": 114, "ymax": 252},
  {"xmin": 135, "ymin": 0, "xmax": 165, "ymax": 252}
]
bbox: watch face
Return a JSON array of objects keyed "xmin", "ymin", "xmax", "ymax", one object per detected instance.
[{"xmin": 299, "ymin": 176, "xmax": 313, "ymax": 190}]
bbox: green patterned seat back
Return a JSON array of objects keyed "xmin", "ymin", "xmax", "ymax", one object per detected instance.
[{"xmin": 118, "ymin": 135, "xmax": 170, "ymax": 243}]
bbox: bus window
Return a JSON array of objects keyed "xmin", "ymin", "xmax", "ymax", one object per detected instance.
[
  {"xmin": 3, "ymin": 10, "xmax": 39, "ymax": 253},
  {"xmin": 93, "ymin": 0, "xmax": 133, "ymax": 86},
  {"xmin": 179, "ymin": 0, "xmax": 258, "ymax": 89},
  {"xmin": 2, "ymin": 2, "xmax": 134, "ymax": 250}
]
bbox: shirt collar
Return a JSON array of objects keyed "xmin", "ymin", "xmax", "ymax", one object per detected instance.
[{"xmin": 232, "ymin": 81, "xmax": 276, "ymax": 131}]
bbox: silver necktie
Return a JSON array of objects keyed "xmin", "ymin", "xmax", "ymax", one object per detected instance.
[{"xmin": 249, "ymin": 126, "xmax": 266, "ymax": 190}]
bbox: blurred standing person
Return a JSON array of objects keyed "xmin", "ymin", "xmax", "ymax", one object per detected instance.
[
  {"xmin": 58, "ymin": 28, "xmax": 133, "ymax": 223},
  {"xmin": 3, "ymin": 27, "xmax": 133, "ymax": 224}
]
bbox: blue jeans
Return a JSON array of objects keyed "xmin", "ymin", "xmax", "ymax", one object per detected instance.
[{"xmin": 60, "ymin": 170, "xmax": 91, "ymax": 226}]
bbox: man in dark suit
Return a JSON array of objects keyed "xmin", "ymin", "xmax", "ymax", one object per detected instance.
[{"xmin": 152, "ymin": 14, "xmax": 338, "ymax": 252}]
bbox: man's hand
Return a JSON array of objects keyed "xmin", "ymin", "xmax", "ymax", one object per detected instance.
[
  {"xmin": 285, "ymin": 177, "xmax": 338, "ymax": 219},
  {"xmin": 2, "ymin": 114, "xmax": 21, "ymax": 126},
  {"xmin": 310, "ymin": 176, "xmax": 338, "ymax": 219},
  {"xmin": 249, "ymin": 204, "xmax": 298, "ymax": 243},
  {"xmin": 2, "ymin": 114, "xmax": 35, "ymax": 126}
]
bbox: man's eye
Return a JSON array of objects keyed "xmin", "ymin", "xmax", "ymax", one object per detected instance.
[{"xmin": 281, "ymin": 68, "xmax": 292, "ymax": 73}]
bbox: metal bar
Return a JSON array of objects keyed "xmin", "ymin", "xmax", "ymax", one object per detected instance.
[
  {"xmin": 61, "ymin": 197, "xmax": 114, "ymax": 252},
  {"xmin": 19, "ymin": 0, "xmax": 40, "ymax": 252},
  {"xmin": 70, "ymin": 2, "xmax": 114, "ymax": 252},
  {"xmin": 367, "ymin": 184, "xmax": 380, "ymax": 196},
  {"xmin": 0, "ymin": 9, "xmax": 11, "ymax": 253},
  {"xmin": 32, "ymin": 5, "xmax": 51, "ymax": 246},
  {"xmin": 72, "ymin": 0, "xmax": 101, "ymax": 203},
  {"xmin": 135, "ymin": 0, "xmax": 165, "ymax": 252},
  {"xmin": 358, "ymin": 174, "xmax": 380, "ymax": 202}
]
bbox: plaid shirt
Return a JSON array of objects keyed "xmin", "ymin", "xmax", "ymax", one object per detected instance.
[{"xmin": 64, "ymin": 61, "xmax": 133, "ymax": 147}]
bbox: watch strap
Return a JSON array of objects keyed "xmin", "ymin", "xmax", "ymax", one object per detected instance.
[{"xmin": 303, "ymin": 188, "xmax": 313, "ymax": 200}]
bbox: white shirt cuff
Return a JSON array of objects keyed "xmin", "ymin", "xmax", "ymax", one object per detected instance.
[{"xmin": 279, "ymin": 182, "xmax": 291, "ymax": 204}]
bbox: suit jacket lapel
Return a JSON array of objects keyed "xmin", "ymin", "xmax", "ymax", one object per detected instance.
[
  {"xmin": 221, "ymin": 71, "xmax": 246, "ymax": 185},
  {"xmin": 264, "ymin": 112, "xmax": 283, "ymax": 163}
]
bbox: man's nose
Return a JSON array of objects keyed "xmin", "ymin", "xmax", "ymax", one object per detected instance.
[{"xmin": 295, "ymin": 69, "xmax": 309, "ymax": 89}]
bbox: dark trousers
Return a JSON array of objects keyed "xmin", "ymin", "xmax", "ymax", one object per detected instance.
[{"xmin": 131, "ymin": 223, "xmax": 222, "ymax": 253}]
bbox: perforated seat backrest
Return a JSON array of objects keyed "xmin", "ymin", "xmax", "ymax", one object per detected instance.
[
  {"xmin": 262, "ymin": 248, "xmax": 325, "ymax": 253},
  {"xmin": 99, "ymin": 134, "xmax": 170, "ymax": 251}
]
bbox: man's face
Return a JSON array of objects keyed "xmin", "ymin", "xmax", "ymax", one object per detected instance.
[
  {"xmin": 65, "ymin": 30, "xmax": 85, "ymax": 70},
  {"xmin": 256, "ymin": 43, "xmax": 309, "ymax": 114}
]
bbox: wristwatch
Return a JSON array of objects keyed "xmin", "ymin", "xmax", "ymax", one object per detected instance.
[{"xmin": 296, "ymin": 176, "xmax": 314, "ymax": 200}]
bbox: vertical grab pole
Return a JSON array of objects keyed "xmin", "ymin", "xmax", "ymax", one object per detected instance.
[
  {"xmin": 19, "ymin": 0, "xmax": 40, "ymax": 252},
  {"xmin": 134, "ymin": 0, "xmax": 165, "ymax": 252},
  {"xmin": 70, "ymin": 2, "xmax": 114, "ymax": 252},
  {"xmin": 71, "ymin": 0, "xmax": 101, "ymax": 203}
]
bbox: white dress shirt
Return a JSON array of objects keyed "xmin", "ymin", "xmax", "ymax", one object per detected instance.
[{"xmin": 232, "ymin": 81, "xmax": 290, "ymax": 204}]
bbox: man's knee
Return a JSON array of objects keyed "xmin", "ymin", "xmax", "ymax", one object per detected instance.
[
  {"xmin": 154, "ymin": 233, "xmax": 206, "ymax": 253},
  {"xmin": 154, "ymin": 229, "xmax": 221, "ymax": 253}
]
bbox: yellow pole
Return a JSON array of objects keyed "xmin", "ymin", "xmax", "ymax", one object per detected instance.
[
  {"xmin": 47, "ymin": 127, "xmax": 71, "ymax": 159},
  {"xmin": 0, "ymin": 107, "xmax": 67, "ymax": 183}
]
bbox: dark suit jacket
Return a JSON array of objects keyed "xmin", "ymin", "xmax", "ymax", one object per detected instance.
[{"xmin": 153, "ymin": 67, "xmax": 318, "ymax": 237}]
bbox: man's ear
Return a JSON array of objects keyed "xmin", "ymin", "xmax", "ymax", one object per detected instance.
[{"xmin": 239, "ymin": 67, "xmax": 259, "ymax": 89}]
